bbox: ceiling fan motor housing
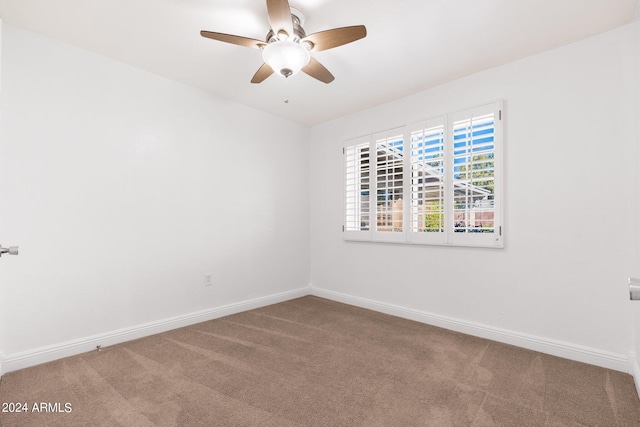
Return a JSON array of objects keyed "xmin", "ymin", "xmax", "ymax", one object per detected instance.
[
  {"xmin": 263, "ymin": 12, "xmax": 311, "ymax": 77},
  {"xmin": 265, "ymin": 12, "xmax": 307, "ymax": 43}
]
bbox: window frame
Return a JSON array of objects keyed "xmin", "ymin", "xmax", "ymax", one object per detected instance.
[{"xmin": 343, "ymin": 100, "xmax": 503, "ymax": 248}]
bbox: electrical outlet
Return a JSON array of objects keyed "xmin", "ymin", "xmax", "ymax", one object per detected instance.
[{"xmin": 204, "ymin": 273, "xmax": 213, "ymax": 287}]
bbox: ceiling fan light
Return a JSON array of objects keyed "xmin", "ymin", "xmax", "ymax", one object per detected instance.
[{"xmin": 262, "ymin": 40, "xmax": 310, "ymax": 78}]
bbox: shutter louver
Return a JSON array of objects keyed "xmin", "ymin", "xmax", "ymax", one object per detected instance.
[{"xmin": 345, "ymin": 141, "xmax": 370, "ymax": 232}]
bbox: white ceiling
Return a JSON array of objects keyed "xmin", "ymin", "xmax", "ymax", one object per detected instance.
[{"xmin": 0, "ymin": 0, "xmax": 637, "ymax": 126}]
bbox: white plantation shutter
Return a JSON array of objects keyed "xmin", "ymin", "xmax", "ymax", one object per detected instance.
[
  {"xmin": 373, "ymin": 128, "xmax": 405, "ymax": 242},
  {"xmin": 343, "ymin": 101, "xmax": 502, "ymax": 248},
  {"xmin": 451, "ymin": 102, "xmax": 502, "ymax": 247},
  {"xmin": 344, "ymin": 136, "xmax": 372, "ymax": 240},
  {"xmin": 408, "ymin": 117, "xmax": 446, "ymax": 244}
]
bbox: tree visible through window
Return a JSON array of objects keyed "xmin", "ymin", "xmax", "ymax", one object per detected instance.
[{"xmin": 410, "ymin": 122, "xmax": 445, "ymax": 234}]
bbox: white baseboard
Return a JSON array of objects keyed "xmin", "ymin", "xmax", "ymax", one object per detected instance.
[
  {"xmin": 1, "ymin": 287, "xmax": 309, "ymax": 376},
  {"xmin": 310, "ymin": 286, "xmax": 630, "ymax": 373},
  {"xmin": 631, "ymin": 352, "xmax": 640, "ymax": 399},
  {"xmin": 3, "ymin": 284, "xmax": 638, "ymax": 399}
]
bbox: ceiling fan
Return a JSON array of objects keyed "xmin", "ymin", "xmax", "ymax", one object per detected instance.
[{"xmin": 200, "ymin": 0, "xmax": 367, "ymax": 84}]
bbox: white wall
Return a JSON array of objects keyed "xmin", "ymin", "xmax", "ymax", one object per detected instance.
[
  {"xmin": 0, "ymin": 24, "xmax": 310, "ymax": 370},
  {"xmin": 310, "ymin": 22, "xmax": 640, "ymax": 371}
]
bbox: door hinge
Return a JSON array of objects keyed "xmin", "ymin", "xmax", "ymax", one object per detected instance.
[
  {"xmin": 499, "ymin": 226, "xmax": 502, "ymax": 236},
  {"xmin": 342, "ymin": 225, "xmax": 345, "ymax": 232},
  {"xmin": 499, "ymin": 110, "xmax": 502, "ymax": 120}
]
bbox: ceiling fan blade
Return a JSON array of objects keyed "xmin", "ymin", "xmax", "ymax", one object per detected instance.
[
  {"xmin": 266, "ymin": 0, "xmax": 293, "ymax": 37},
  {"xmin": 302, "ymin": 57, "xmax": 335, "ymax": 84},
  {"xmin": 200, "ymin": 31, "xmax": 265, "ymax": 49},
  {"xmin": 251, "ymin": 63, "xmax": 274, "ymax": 83},
  {"xmin": 302, "ymin": 25, "xmax": 367, "ymax": 52}
]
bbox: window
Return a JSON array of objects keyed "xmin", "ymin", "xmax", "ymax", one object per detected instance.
[{"xmin": 344, "ymin": 101, "xmax": 503, "ymax": 248}]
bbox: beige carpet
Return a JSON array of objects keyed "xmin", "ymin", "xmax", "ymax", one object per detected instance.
[{"xmin": 1, "ymin": 296, "xmax": 639, "ymax": 426}]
